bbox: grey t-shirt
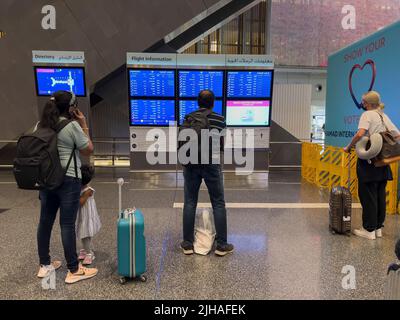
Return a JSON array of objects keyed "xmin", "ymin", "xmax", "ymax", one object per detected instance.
[{"xmin": 57, "ymin": 117, "xmax": 89, "ymax": 179}]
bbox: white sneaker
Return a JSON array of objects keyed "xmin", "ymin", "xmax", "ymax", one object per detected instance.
[
  {"xmin": 353, "ymin": 228, "xmax": 376, "ymax": 240},
  {"xmin": 376, "ymin": 228, "xmax": 383, "ymax": 238},
  {"xmin": 37, "ymin": 261, "xmax": 62, "ymax": 278}
]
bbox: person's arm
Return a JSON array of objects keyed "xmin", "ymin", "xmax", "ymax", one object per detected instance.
[
  {"xmin": 343, "ymin": 128, "xmax": 367, "ymax": 153},
  {"xmin": 71, "ymin": 109, "xmax": 94, "ymax": 155},
  {"xmin": 79, "ymin": 189, "xmax": 94, "ymax": 206}
]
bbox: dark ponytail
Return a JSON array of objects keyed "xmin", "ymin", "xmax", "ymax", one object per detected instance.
[
  {"xmin": 40, "ymin": 100, "xmax": 60, "ymax": 129},
  {"xmin": 39, "ymin": 91, "xmax": 73, "ymax": 129}
]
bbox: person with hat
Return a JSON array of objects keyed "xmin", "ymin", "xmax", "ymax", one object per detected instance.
[{"xmin": 344, "ymin": 91, "xmax": 400, "ymax": 240}]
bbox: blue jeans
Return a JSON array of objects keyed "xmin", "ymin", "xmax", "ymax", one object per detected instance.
[
  {"xmin": 183, "ymin": 164, "xmax": 227, "ymax": 245},
  {"xmin": 38, "ymin": 176, "xmax": 81, "ymax": 272}
]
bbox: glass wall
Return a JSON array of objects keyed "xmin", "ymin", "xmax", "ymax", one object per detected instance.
[
  {"xmin": 271, "ymin": 0, "xmax": 400, "ymax": 67},
  {"xmin": 183, "ymin": 1, "xmax": 267, "ymax": 55},
  {"xmin": 184, "ymin": 0, "xmax": 400, "ymax": 67}
]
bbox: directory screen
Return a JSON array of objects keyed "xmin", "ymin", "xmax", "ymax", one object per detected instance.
[
  {"xmin": 227, "ymin": 71, "xmax": 272, "ymax": 98},
  {"xmin": 178, "ymin": 100, "xmax": 223, "ymax": 124},
  {"xmin": 130, "ymin": 100, "xmax": 176, "ymax": 126},
  {"xmin": 35, "ymin": 67, "xmax": 86, "ymax": 96},
  {"xmin": 129, "ymin": 69, "xmax": 175, "ymax": 97},
  {"xmin": 226, "ymin": 100, "xmax": 270, "ymax": 127},
  {"xmin": 179, "ymin": 70, "xmax": 224, "ymax": 98}
]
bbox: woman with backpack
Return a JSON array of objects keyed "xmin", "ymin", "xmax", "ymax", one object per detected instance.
[{"xmin": 35, "ymin": 90, "xmax": 98, "ymax": 284}]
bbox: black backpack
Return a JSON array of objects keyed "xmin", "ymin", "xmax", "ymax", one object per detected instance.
[
  {"xmin": 178, "ymin": 108, "xmax": 212, "ymax": 165},
  {"xmin": 13, "ymin": 120, "xmax": 77, "ymax": 191}
]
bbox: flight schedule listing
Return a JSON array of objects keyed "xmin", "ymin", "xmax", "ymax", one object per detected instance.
[
  {"xmin": 130, "ymin": 100, "xmax": 175, "ymax": 126},
  {"xmin": 227, "ymin": 71, "xmax": 272, "ymax": 98},
  {"xmin": 129, "ymin": 70, "xmax": 175, "ymax": 97},
  {"xmin": 179, "ymin": 71, "xmax": 223, "ymax": 98},
  {"xmin": 179, "ymin": 100, "xmax": 223, "ymax": 124}
]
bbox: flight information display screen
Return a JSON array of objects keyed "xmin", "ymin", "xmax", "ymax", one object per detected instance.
[
  {"xmin": 130, "ymin": 100, "xmax": 176, "ymax": 126},
  {"xmin": 226, "ymin": 100, "xmax": 271, "ymax": 127},
  {"xmin": 227, "ymin": 71, "xmax": 273, "ymax": 98},
  {"xmin": 178, "ymin": 100, "xmax": 223, "ymax": 125},
  {"xmin": 35, "ymin": 67, "xmax": 86, "ymax": 96},
  {"xmin": 129, "ymin": 69, "xmax": 175, "ymax": 97},
  {"xmin": 179, "ymin": 70, "xmax": 224, "ymax": 98}
]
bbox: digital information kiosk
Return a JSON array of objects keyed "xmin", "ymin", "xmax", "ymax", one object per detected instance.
[
  {"xmin": 128, "ymin": 53, "xmax": 178, "ymax": 171},
  {"xmin": 32, "ymin": 50, "xmax": 91, "ymax": 165},
  {"xmin": 127, "ymin": 53, "xmax": 274, "ymax": 173},
  {"xmin": 32, "ymin": 50, "xmax": 90, "ymax": 125},
  {"xmin": 224, "ymin": 55, "xmax": 274, "ymax": 171}
]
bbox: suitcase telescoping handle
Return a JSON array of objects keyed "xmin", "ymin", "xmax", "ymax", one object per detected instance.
[
  {"xmin": 347, "ymin": 153, "xmax": 351, "ymax": 189},
  {"xmin": 117, "ymin": 178, "xmax": 136, "ymax": 219},
  {"xmin": 343, "ymin": 153, "xmax": 352, "ymax": 223},
  {"xmin": 117, "ymin": 178, "xmax": 124, "ymax": 216}
]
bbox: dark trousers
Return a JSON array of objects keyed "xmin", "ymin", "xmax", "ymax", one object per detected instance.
[
  {"xmin": 38, "ymin": 176, "xmax": 81, "ymax": 272},
  {"xmin": 358, "ymin": 180, "xmax": 387, "ymax": 232},
  {"xmin": 183, "ymin": 164, "xmax": 227, "ymax": 245}
]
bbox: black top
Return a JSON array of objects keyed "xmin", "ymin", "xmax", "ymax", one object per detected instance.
[{"xmin": 357, "ymin": 159, "xmax": 393, "ymax": 183}]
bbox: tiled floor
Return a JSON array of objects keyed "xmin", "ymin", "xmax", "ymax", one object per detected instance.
[{"xmin": 0, "ymin": 168, "xmax": 399, "ymax": 300}]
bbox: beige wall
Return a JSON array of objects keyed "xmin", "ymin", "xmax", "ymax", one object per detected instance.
[{"xmin": 272, "ymin": 84, "xmax": 313, "ymax": 141}]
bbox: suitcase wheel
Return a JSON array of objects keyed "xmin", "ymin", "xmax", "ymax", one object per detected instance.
[
  {"xmin": 139, "ymin": 275, "xmax": 147, "ymax": 282},
  {"xmin": 119, "ymin": 275, "xmax": 146, "ymax": 284}
]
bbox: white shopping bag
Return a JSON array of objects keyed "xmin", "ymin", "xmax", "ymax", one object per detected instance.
[{"xmin": 194, "ymin": 209, "xmax": 216, "ymax": 255}]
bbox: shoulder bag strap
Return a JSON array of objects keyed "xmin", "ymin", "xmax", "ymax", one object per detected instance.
[
  {"xmin": 64, "ymin": 144, "xmax": 78, "ymax": 178},
  {"xmin": 56, "ymin": 120, "xmax": 79, "ymax": 178},
  {"xmin": 73, "ymin": 146, "xmax": 78, "ymax": 178},
  {"xmin": 203, "ymin": 108, "xmax": 213, "ymax": 117},
  {"xmin": 375, "ymin": 111, "xmax": 390, "ymax": 132},
  {"xmin": 54, "ymin": 119, "xmax": 72, "ymax": 133}
]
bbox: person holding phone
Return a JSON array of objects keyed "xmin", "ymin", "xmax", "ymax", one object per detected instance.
[{"xmin": 36, "ymin": 90, "xmax": 98, "ymax": 284}]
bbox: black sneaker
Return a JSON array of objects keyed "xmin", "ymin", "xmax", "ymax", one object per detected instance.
[
  {"xmin": 215, "ymin": 243, "xmax": 234, "ymax": 257},
  {"xmin": 180, "ymin": 241, "xmax": 194, "ymax": 255}
]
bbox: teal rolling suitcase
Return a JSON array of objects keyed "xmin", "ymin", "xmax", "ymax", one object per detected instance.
[{"xmin": 116, "ymin": 179, "xmax": 147, "ymax": 284}]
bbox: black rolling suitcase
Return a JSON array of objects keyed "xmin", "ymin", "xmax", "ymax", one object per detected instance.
[{"xmin": 329, "ymin": 156, "xmax": 352, "ymax": 235}]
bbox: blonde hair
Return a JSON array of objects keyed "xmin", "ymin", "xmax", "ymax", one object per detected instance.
[{"xmin": 363, "ymin": 91, "xmax": 385, "ymax": 110}]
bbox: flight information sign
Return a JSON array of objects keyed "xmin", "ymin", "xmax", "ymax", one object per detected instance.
[
  {"xmin": 179, "ymin": 70, "xmax": 224, "ymax": 98},
  {"xmin": 130, "ymin": 100, "xmax": 176, "ymax": 126},
  {"xmin": 129, "ymin": 69, "xmax": 175, "ymax": 97},
  {"xmin": 227, "ymin": 71, "xmax": 272, "ymax": 98}
]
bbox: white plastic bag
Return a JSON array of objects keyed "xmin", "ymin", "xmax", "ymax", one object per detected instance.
[{"xmin": 194, "ymin": 209, "xmax": 216, "ymax": 255}]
